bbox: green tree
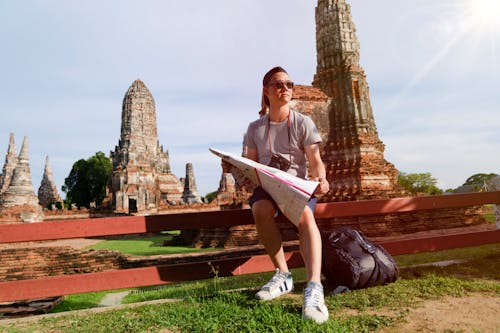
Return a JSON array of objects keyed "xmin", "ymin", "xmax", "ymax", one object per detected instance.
[
  {"xmin": 62, "ymin": 152, "xmax": 112, "ymax": 208},
  {"xmin": 204, "ymin": 191, "xmax": 218, "ymax": 203},
  {"xmin": 397, "ymin": 172, "xmax": 443, "ymax": 195},
  {"xmin": 462, "ymin": 173, "xmax": 498, "ymax": 191}
]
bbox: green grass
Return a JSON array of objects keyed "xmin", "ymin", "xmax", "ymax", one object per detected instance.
[
  {"xmin": 87, "ymin": 232, "xmax": 221, "ymax": 256},
  {"xmin": 396, "ymin": 243, "xmax": 500, "ymax": 267},
  {"xmin": 122, "ymin": 269, "xmax": 308, "ymax": 304},
  {"xmin": 483, "ymin": 212, "xmax": 495, "ymax": 223},
  {"xmin": 482, "ymin": 204, "xmax": 496, "ymax": 224},
  {"xmin": 49, "ymin": 291, "xmax": 111, "ymax": 313},
  {"xmin": 1, "ymin": 244, "xmax": 498, "ymax": 333}
]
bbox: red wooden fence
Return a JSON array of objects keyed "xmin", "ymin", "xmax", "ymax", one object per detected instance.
[{"xmin": 0, "ymin": 191, "xmax": 499, "ymax": 302}]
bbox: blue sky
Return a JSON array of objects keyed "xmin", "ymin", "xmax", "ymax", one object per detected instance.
[{"xmin": 0, "ymin": 0, "xmax": 498, "ymax": 196}]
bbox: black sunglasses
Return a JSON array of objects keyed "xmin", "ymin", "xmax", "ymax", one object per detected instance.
[{"xmin": 267, "ymin": 80, "xmax": 294, "ymax": 90}]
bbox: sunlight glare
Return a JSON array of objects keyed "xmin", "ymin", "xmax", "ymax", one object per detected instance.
[
  {"xmin": 462, "ymin": 0, "xmax": 500, "ymax": 31},
  {"xmin": 387, "ymin": 0, "xmax": 499, "ymax": 111}
]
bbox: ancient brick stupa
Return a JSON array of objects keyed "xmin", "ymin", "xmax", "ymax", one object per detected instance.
[
  {"xmin": 297, "ymin": 0, "xmax": 402, "ymax": 202},
  {"xmin": 37, "ymin": 156, "xmax": 63, "ymax": 208},
  {"xmin": 0, "ymin": 136, "xmax": 44, "ymax": 222},
  {"xmin": 181, "ymin": 163, "xmax": 203, "ymax": 204},
  {"xmin": 109, "ymin": 79, "xmax": 184, "ymax": 214}
]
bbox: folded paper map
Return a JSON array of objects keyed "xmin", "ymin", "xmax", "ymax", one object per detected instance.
[{"xmin": 209, "ymin": 148, "xmax": 319, "ymax": 226}]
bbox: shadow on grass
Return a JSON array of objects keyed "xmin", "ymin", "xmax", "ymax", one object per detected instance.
[{"xmin": 399, "ymin": 250, "xmax": 500, "ymax": 281}]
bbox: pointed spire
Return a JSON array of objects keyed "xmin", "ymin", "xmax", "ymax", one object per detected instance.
[
  {"xmin": 38, "ymin": 155, "xmax": 62, "ymax": 208},
  {"xmin": 113, "ymin": 78, "xmax": 160, "ymax": 168},
  {"xmin": 313, "ymin": 0, "xmax": 377, "ymax": 131},
  {"xmin": 313, "ymin": 0, "xmax": 361, "ymax": 95},
  {"xmin": 18, "ymin": 136, "xmax": 29, "ymax": 162},
  {"xmin": 7, "ymin": 133, "xmax": 16, "ymax": 155},
  {"xmin": 0, "ymin": 133, "xmax": 18, "ymax": 194},
  {"xmin": 44, "ymin": 155, "xmax": 51, "ymax": 173}
]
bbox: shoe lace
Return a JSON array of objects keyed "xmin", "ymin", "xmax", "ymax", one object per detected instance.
[
  {"xmin": 304, "ymin": 286, "xmax": 323, "ymax": 309},
  {"xmin": 262, "ymin": 271, "xmax": 286, "ymax": 291}
]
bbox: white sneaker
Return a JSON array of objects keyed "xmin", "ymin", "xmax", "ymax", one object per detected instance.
[
  {"xmin": 302, "ymin": 281, "xmax": 329, "ymax": 324},
  {"xmin": 255, "ymin": 269, "xmax": 294, "ymax": 301}
]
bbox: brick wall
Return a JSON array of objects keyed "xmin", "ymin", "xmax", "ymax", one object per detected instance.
[{"xmin": 0, "ymin": 247, "xmax": 124, "ymax": 281}]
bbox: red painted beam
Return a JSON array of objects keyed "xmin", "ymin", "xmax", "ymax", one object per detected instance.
[
  {"xmin": 0, "ymin": 209, "xmax": 254, "ymax": 243},
  {"xmin": 1, "ymin": 192, "xmax": 499, "ymax": 243},
  {"xmin": 0, "ymin": 252, "xmax": 293, "ymax": 302},
  {"xmin": 379, "ymin": 229, "xmax": 500, "ymax": 256},
  {"xmin": 314, "ymin": 191, "xmax": 500, "ymax": 218}
]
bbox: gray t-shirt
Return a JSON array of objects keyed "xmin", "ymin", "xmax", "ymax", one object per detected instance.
[{"xmin": 244, "ymin": 110, "xmax": 322, "ymax": 179}]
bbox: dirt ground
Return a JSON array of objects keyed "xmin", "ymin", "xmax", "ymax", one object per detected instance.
[
  {"xmin": 370, "ymin": 294, "xmax": 500, "ymax": 332},
  {"xmin": 276, "ymin": 291, "xmax": 499, "ymax": 332}
]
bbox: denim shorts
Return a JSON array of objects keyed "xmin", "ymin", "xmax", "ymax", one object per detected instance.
[{"xmin": 248, "ymin": 186, "xmax": 317, "ymax": 215}]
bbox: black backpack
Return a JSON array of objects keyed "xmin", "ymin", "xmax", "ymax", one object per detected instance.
[{"xmin": 321, "ymin": 226, "xmax": 399, "ymax": 292}]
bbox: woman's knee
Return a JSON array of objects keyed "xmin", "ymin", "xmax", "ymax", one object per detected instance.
[
  {"xmin": 251, "ymin": 200, "xmax": 276, "ymax": 223},
  {"xmin": 298, "ymin": 206, "xmax": 316, "ymax": 228}
]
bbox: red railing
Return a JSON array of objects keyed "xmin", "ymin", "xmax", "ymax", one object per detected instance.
[{"xmin": 0, "ymin": 191, "xmax": 499, "ymax": 302}]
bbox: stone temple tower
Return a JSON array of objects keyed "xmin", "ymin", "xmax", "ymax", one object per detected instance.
[
  {"xmin": 312, "ymin": 0, "xmax": 401, "ymax": 201},
  {"xmin": 110, "ymin": 79, "xmax": 183, "ymax": 214},
  {"xmin": 182, "ymin": 163, "xmax": 203, "ymax": 204},
  {"xmin": 1, "ymin": 136, "xmax": 43, "ymax": 221},
  {"xmin": 38, "ymin": 156, "xmax": 62, "ymax": 208}
]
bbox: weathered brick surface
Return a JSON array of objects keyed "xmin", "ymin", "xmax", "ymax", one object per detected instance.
[
  {"xmin": 0, "ymin": 247, "xmax": 124, "ymax": 281},
  {"xmin": 194, "ymin": 205, "xmax": 487, "ymax": 248},
  {"xmin": 317, "ymin": 206, "xmax": 487, "ymax": 237}
]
